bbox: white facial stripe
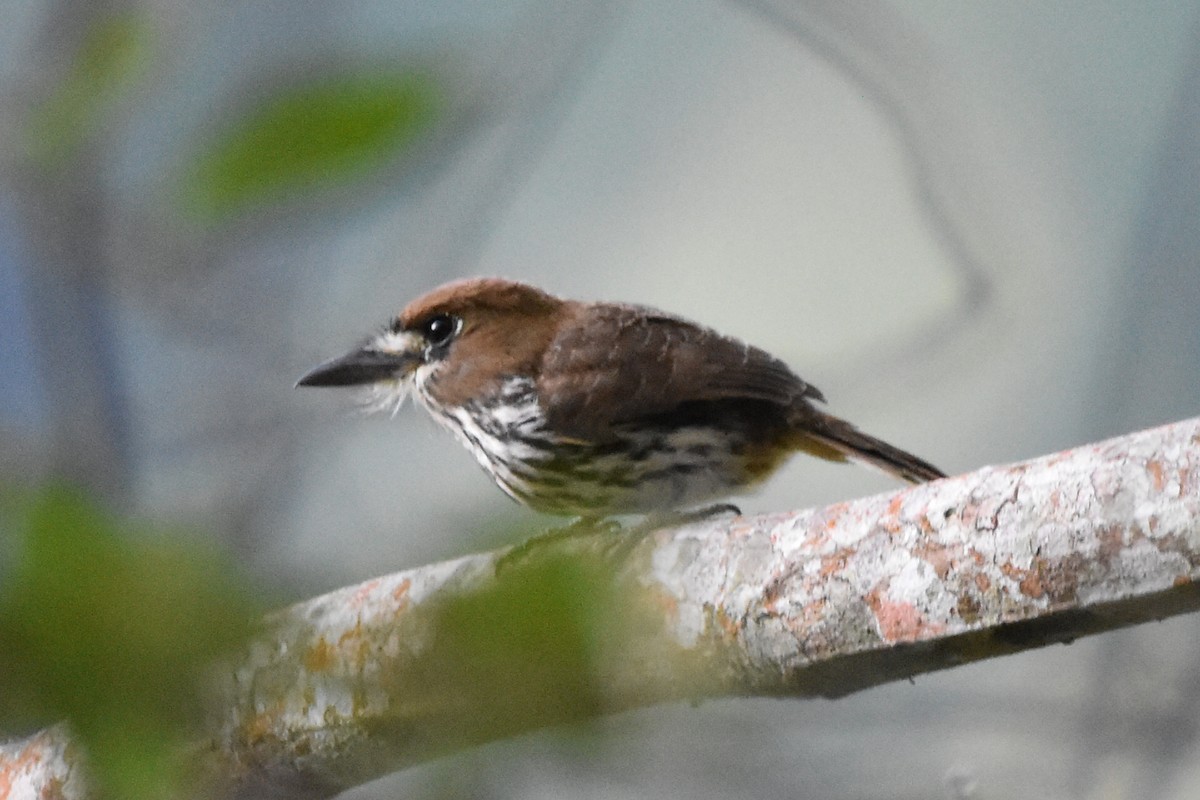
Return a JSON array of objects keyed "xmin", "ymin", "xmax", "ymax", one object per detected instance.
[{"xmin": 370, "ymin": 329, "xmax": 422, "ymax": 354}]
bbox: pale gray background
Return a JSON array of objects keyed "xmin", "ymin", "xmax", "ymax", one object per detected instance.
[{"xmin": 2, "ymin": 1, "xmax": 1199, "ymax": 798}]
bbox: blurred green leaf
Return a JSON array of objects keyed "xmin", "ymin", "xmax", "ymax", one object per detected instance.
[
  {"xmin": 403, "ymin": 552, "xmax": 628, "ymax": 741},
  {"xmin": 0, "ymin": 485, "xmax": 263, "ymax": 800},
  {"xmin": 25, "ymin": 12, "xmax": 152, "ymax": 165},
  {"xmin": 183, "ymin": 70, "xmax": 443, "ymax": 219}
]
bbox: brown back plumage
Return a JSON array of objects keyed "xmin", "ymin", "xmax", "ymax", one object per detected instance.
[{"xmin": 538, "ymin": 302, "xmax": 823, "ymax": 441}]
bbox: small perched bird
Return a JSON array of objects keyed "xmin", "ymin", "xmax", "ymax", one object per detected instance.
[{"xmin": 297, "ymin": 278, "xmax": 944, "ymax": 518}]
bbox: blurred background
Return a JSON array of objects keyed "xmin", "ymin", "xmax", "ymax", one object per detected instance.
[{"xmin": 2, "ymin": 1, "xmax": 1199, "ymax": 798}]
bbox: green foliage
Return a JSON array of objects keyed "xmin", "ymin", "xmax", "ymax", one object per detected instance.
[
  {"xmin": 0, "ymin": 485, "xmax": 263, "ymax": 800},
  {"xmin": 406, "ymin": 552, "xmax": 629, "ymax": 742},
  {"xmin": 25, "ymin": 12, "xmax": 152, "ymax": 165},
  {"xmin": 183, "ymin": 70, "xmax": 442, "ymax": 219}
]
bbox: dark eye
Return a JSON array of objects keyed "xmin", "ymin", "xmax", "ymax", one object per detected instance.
[{"xmin": 422, "ymin": 314, "xmax": 459, "ymax": 347}]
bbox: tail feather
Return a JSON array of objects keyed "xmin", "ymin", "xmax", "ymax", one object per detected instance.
[{"xmin": 794, "ymin": 412, "xmax": 946, "ymax": 484}]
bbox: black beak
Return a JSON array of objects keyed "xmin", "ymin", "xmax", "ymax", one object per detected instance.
[{"xmin": 295, "ymin": 348, "xmax": 419, "ymax": 388}]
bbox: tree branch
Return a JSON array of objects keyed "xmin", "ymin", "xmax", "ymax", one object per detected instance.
[{"xmin": 4, "ymin": 416, "xmax": 1200, "ymax": 799}]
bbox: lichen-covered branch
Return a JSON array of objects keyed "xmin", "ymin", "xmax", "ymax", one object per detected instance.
[
  {"xmin": 4, "ymin": 417, "xmax": 1200, "ymax": 800},
  {"xmin": 0, "ymin": 726, "xmax": 82, "ymax": 800}
]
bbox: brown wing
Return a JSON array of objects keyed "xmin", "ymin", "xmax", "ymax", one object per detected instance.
[{"xmin": 537, "ymin": 303, "xmax": 823, "ymax": 441}]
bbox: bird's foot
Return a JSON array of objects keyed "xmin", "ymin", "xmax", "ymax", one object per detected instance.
[
  {"xmin": 595, "ymin": 504, "xmax": 743, "ymax": 563},
  {"xmin": 494, "ymin": 504, "xmax": 742, "ymax": 575},
  {"xmin": 495, "ymin": 516, "xmax": 624, "ymax": 574},
  {"xmin": 635, "ymin": 503, "xmax": 741, "ymax": 533},
  {"xmin": 674, "ymin": 502, "xmax": 742, "ymax": 524}
]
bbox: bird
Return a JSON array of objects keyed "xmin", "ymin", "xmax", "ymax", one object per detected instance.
[{"xmin": 296, "ymin": 277, "xmax": 945, "ymax": 520}]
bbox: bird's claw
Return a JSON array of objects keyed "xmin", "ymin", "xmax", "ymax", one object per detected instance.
[
  {"xmin": 494, "ymin": 504, "xmax": 743, "ymax": 575},
  {"xmin": 494, "ymin": 516, "xmax": 625, "ymax": 574},
  {"xmin": 640, "ymin": 503, "xmax": 741, "ymax": 531}
]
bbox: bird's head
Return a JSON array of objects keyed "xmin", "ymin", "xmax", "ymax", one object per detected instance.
[{"xmin": 296, "ymin": 277, "xmax": 569, "ymax": 413}]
